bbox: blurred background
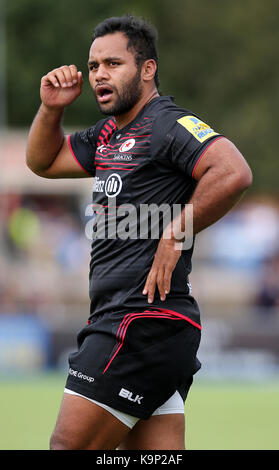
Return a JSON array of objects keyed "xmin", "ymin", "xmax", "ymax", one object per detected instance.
[{"xmin": 0, "ymin": 0, "xmax": 279, "ymax": 450}]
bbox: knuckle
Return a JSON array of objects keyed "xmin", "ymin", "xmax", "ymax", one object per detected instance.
[{"xmin": 149, "ymin": 271, "xmax": 157, "ymax": 282}]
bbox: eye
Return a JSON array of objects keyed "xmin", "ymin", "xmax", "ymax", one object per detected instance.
[{"xmin": 88, "ymin": 63, "xmax": 98, "ymax": 71}]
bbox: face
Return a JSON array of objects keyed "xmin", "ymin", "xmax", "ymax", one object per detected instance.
[{"xmin": 88, "ymin": 32, "xmax": 143, "ymax": 116}]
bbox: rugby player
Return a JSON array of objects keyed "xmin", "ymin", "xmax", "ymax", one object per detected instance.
[{"xmin": 26, "ymin": 15, "xmax": 252, "ymax": 450}]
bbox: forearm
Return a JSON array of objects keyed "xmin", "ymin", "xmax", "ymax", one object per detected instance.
[{"xmin": 26, "ymin": 104, "xmax": 65, "ymax": 173}]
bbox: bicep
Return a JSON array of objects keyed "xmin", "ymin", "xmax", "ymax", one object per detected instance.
[
  {"xmin": 192, "ymin": 137, "xmax": 252, "ymax": 183},
  {"xmin": 38, "ymin": 136, "xmax": 92, "ymax": 179}
]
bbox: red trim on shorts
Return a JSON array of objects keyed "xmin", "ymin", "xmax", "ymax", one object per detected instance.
[
  {"xmin": 150, "ymin": 307, "xmax": 202, "ymax": 330},
  {"xmin": 102, "ymin": 308, "xmax": 201, "ymax": 374},
  {"xmin": 191, "ymin": 136, "xmax": 224, "ymax": 179},
  {"xmin": 67, "ymin": 135, "xmax": 90, "ymax": 175}
]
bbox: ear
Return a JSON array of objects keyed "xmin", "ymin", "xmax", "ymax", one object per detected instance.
[{"xmin": 141, "ymin": 59, "xmax": 157, "ymax": 83}]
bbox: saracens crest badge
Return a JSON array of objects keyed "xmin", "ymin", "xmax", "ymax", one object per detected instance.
[{"xmin": 119, "ymin": 138, "xmax": 136, "ymax": 153}]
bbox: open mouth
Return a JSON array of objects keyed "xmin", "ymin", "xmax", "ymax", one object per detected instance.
[{"xmin": 96, "ymin": 85, "xmax": 114, "ymax": 103}]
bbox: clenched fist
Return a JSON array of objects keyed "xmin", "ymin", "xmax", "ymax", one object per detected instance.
[{"xmin": 40, "ymin": 65, "xmax": 83, "ymax": 109}]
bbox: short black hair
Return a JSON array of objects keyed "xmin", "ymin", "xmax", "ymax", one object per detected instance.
[{"xmin": 93, "ymin": 15, "xmax": 160, "ymax": 89}]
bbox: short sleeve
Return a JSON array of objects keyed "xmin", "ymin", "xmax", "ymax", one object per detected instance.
[
  {"xmin": 68, "ymin": 126, "xmax": 97, "ymax": 176},
  {"xmin": 152, "ymin": 111, "xmax": 223, "ymax": 178}
]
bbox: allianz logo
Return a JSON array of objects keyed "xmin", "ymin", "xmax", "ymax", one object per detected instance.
[
  {"xmin": 93, "ymin": 176, "xmax": 105, "ymax": 192},
  {"xmin": 93, "ymin": 174, "xmax": 122, "ymax": 198}
]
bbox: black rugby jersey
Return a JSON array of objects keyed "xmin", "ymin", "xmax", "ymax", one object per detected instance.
[{"xmin": 69, "ymin": 96, "xmax": 223, "ymax": 327}]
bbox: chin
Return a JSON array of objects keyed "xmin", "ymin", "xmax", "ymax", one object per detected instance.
[
  {"xmin": 96, "ymin": 101, "xmax": 115, "ymax": 116},
  {"xmin": 100, "ymin": 106, "xmax": 115, "ymax": 116}
]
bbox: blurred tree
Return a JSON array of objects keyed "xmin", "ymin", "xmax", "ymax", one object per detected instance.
[{"xmin": 5, "ymin": 0, "xmax": 279, "ymax": 194}]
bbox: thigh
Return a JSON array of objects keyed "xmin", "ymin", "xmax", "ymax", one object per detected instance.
[
  {"xmin": 119, "ymin": 413, "xmax": 185, "ymax": 450},
  {"xmin": 50, "ymin": 392, "xmax": 130, "ymax": 450}
]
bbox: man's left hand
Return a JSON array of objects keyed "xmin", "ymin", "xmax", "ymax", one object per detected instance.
[{"xmin": 142, "ymin": 237, "xmax": 182, "ymax": 303}]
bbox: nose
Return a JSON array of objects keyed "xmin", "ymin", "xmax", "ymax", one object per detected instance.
[{"xmin": 95, "ymin": 64, "xmax": 110, "ymax": 82}]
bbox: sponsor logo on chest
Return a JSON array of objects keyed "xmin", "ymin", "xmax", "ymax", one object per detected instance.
[
  {"xmin": 93, "ymin": 174, "xmax": 123, "ymax": 198},
  {"xmin": 105, "ymin": 173, "xmax": 122, "ymax": 197},
  {"xmin": 113, "ymin": 154, "xmax": 133, "ymax": 161}
]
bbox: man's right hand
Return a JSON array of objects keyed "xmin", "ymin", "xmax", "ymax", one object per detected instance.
[
  {"xmin": 26, "ymin": 64, "xmax": 89, "ymax": 179},
  {"xmin": 40, "ymin": 65, "xmax": 83, "ymax": 109}
]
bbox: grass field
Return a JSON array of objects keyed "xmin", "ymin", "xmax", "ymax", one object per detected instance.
[{"xmin": 0, "ymin": 372, "xmax": 278, "ymax": 450}]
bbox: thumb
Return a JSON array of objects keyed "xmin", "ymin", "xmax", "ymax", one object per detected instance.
[{"xmin": 77, "ymin": 71, "xmax": 83, "ymax": 86}]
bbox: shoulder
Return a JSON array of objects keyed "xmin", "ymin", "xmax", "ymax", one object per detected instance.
[
  {"xmin": 71, "ymin": 117, "xmax": 117, "ymax": 146},
  {"xmin": 150, "ymin": 98, "xmax": 222, "ymax": 174},
  {"xmin": 152, "ymin": 98, "xmax": 219, "ymax": 147},
  {"xmin": 152, "ymin": 97, "xmax": 202, "ymax": 132},
  {"xmin": 149, "ymin": 98, "xmax": 191, "ymax": 151},
  {"xmin": 151, "ymin": 98, "xmax": 191, "ymax": 139}
]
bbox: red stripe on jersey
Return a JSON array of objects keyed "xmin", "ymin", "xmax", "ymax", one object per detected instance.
[
  {"xmin": 100, "ymin": 129, "xmax": 109, "ymax": 144},
  {"xmin": 96, "ymin": 166, "xmax": 134, "ymax": 171},
  {"xmin": 98, "ymin": 135, "xmax": 105, "ymax": 146},
  {"xmin": 192, "ymin": 136, "xmax": 224, "ymax": 179},
  {"xmin": 105, "ymin": 123, "xmax": 113, "ymax": 133},
  {"xmin": 119, "ymin": 134, "xmax": 151, "ymax": 140},
  {"xmin": 96, "ymin": 142, "xmax": 121, "ymax": 151},
  {"xmin": 95, "ymin": 161, "xmax": 138, "ymax": 166},
  {"xmin": 108, "ymin": 118, "xmax": 117, "ymax": 130},
  {"xmin": 95, "ymin": 156, "xmax": 118, "ymax": 161},
  {"xmin": 95, "ymin": 142, "xmax": 151, "ymax": 158},
  {"xmin": 130, "ymin": 123, "xmax": 152, "ymax": 131}
]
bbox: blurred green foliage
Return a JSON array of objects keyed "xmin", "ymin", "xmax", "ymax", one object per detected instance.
[{"xmin": 5, "ymin": 0, "xmax": 279, "ymax": 194}]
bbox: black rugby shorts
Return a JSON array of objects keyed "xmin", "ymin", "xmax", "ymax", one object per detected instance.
[{"xmin": 65, "ymin": 307, "xmax": 201, "ymax": 419}]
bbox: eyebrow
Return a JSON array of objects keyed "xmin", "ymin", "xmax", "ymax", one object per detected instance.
[{"xmin": 87, "ymin": 57, "xmax": 122, "ymax": 66}]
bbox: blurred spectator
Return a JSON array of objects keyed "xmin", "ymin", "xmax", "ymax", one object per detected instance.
[
  {"xmin": 255, "ymin": 252, "xmax": 279, "ymax": 310},
  {"xmin": 204, "ymin": 201, "xmax": 279, "ymax": 270},
  {"xmin": 8, "ymin": 206, "xmax": 40, "ymax": 252}
]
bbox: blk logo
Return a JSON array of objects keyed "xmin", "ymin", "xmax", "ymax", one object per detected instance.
[
  {"xmin": 105, "ymin": 173, "xmax": 123, "ymax": 198},
  {"xmin": 119, "ymin": 388, "xmax": 143, "ymax": 404}
]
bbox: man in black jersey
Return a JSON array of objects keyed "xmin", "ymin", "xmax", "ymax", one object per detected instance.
[{"xmin": 26, "ymin": 15, "xmax": 252, "ymax": 450}]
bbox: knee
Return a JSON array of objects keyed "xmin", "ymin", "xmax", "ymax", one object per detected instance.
[
  {"xmin": 50, "ymin": 429, "xmax": 75, "ymax": 450},
  {"xmin": 49, "ymin": 427, "xmax": 103, "ymax": 450}
]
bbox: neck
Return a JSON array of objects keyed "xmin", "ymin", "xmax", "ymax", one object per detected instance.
[{"xmin": 115, "ymin": 88, "xmax": 160, "ymax": 130}]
